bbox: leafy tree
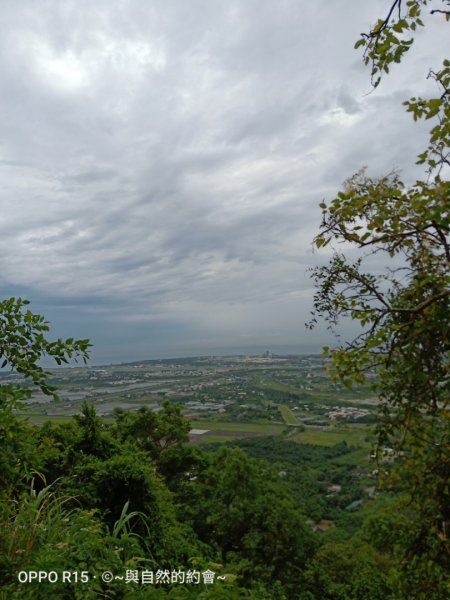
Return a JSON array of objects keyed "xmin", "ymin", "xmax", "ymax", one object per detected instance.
[
  {"xmin": 114, "ymin": 402, "xmax": 190, "ymax": 461},
  {"xmin": 0, "ymin": 298, "xmax": 90, "ymax": 497},
  {"xmin": 360, "ymin": 509, "xmax": 409, "ymax": 554},
  {"xmin": 72, "ymin": 401, "xmax": 117, "ymax": 460},
  {"xmin": 0, "ymin": 297, "xmax": 90, "ymax": 398},
  {"xmin": 300, "ymin": 541, "xmax": 391, "ymax": 600},
  {"xmin": 0, "ymin": 401, "xmax": 41, "ymax": 499},
  {"xmin": 355, "ymin": 0, "xmax": 450, "ymax": 176},
  {"xmin": 0, "ymin": 298, "xmax": 293, "ymax": 599},
  {"xmin": 36, "ymin": 420, "xmax": 81, "ymax": 482},
  {"xmin": 309, "ymin": 2, "xmax": 449, "ymax": 597},
  {"xmin": 182, "ymin": 447, "xmax": 316, "ymax": 598}
]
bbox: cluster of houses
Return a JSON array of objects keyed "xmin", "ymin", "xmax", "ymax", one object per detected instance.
[{"xmin": 327, "ymin": 406, "xmax": 371, "ymax": 421}]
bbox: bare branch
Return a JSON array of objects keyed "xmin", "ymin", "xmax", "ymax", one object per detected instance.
[
  {"xmin": 430, "ymin": 9, "xmax": 450, "ymax": 16},
  {"xmin": 431, "ymin": 220, "xmax": 450, "ymax": 264}
]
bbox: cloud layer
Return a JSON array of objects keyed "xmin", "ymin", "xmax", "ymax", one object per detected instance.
[{"xmin": 0, "ymin": 1, "xmax": 446, "ymax": 362}]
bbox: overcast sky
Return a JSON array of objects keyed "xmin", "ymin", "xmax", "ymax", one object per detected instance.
[{"xmin": 0, "ymin": 1, "xmax": 447, "ymax": 363}]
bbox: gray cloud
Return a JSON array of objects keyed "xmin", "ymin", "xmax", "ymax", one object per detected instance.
[{"xmin": 0, "ymin": 0, "xmax": 446, "ymax": 362}]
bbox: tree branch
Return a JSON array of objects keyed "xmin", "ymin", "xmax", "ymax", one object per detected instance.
[
  {"xmin": 430, "ymin": 9, "xmax": 450, "ymax": 16},
  {"xmin": 362, "ymin": 0, "xmax": 403, "ymax": 42},
  {"xmin": 391, "ymin": 289, "xmax": 450, "ymax": 314},
  {"xmin": 431, "ymin": 220, "xmax": 450, "ymax": 263}
]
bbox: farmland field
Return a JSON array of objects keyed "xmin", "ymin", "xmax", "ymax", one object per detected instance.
[
  {"xmin": 279, "ymin": 404, "xmax": 302, "ymax": 425},
  {"xmin": 12, "ymin": 354, "xmax": 378, "ymax": 451}
]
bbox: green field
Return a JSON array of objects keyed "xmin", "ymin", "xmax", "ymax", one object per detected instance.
[
  {"xmin": 24, "ymin": 412, "xmax": 372, "ymax": 450},
  {"xmin": 189, "ymin": 421, "xmax": 284, "ymax": 434},
  {"xmin": 24, "ymin": 413, "xmax": 115, "ymax": 425},
  {"xmin": 289, "ymin": 427, "xmax": 372, "ymax": 447},
  {"xmin": 189, "ymin": 419, "xmax": 374, "ymax": 449},
  {"xmin": 279, "ymin": 404, "xmax": 302, "ymax": 425},
  {"xmin": 196, "ymin": 434, "xmax": 239, "ymax": 443},
  {"xmin": 251, "ymin": 376, "xmax": 300, "ymax": 394}
]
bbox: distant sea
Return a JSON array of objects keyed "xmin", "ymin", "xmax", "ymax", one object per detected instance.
[{"xmin": 88, "ymin": 344, "xmax": 324, "ymax": 366}]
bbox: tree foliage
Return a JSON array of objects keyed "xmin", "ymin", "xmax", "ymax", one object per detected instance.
[
  {"xmin": 0, "ymin": 303, "xmax": 315, "ymax": 599},
  {"xmin": 0, "ymin": 297, "xmax": 90, "ymax": 400},
  {"xmin": 114, "ymin": 402, "xmax": 191, "ymax": 460},
  {"xmin": 0, "ymin": 299, "xmax": 91, "ymax": 498},
  {"xmin": 309, "ymin": 2, "xmax": 449, "ymax": 596},
  {"xmin": 355, "ymin": 0, "xmax": 450, "ymax": 174}
]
